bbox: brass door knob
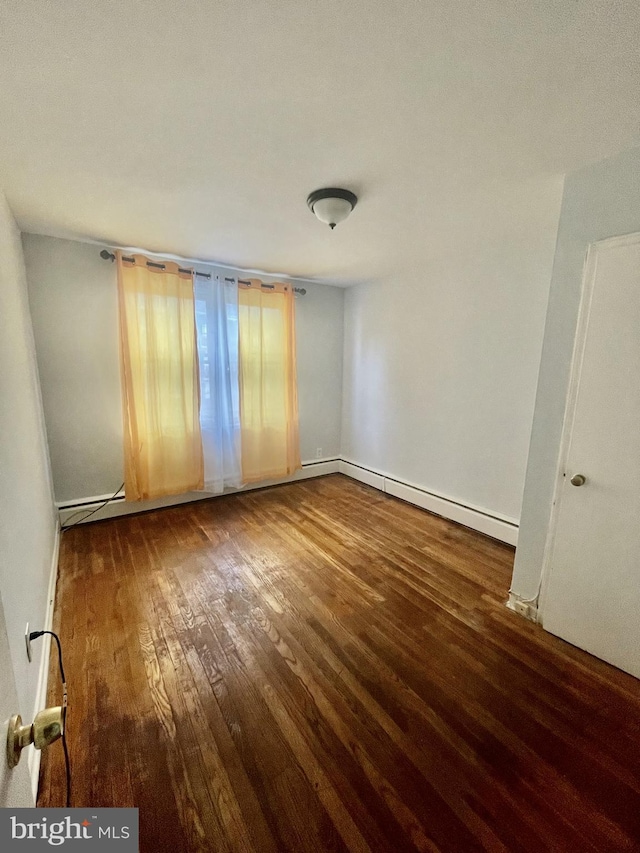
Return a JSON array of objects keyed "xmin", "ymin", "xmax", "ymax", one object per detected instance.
[
  {"xmin": 570, "ymin": 473, "xmax": 586, "ymax": 487},
  {"xmin": 6, "ymin": 707, "xmax": 64, "ymax": 769}
]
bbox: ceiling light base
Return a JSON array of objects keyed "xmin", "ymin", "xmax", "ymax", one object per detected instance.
[{"xmin": 307, "ymin": 188, "xmax": 357, "ymax": 229}]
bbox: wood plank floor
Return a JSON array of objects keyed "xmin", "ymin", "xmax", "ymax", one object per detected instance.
[{"xmin": 39, "ymin": 474, "xmax": 640, "ymax": 852}]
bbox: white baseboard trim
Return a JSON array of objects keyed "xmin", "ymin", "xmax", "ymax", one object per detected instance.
[
  {"xmin": 57, "ymin": 459, "xmax": 340, "ymax": 526},
  {"xmin": 338, "ymin": 460, "xmax": 385, "ymax": 490},
  {"xmin": 57, "ymin": 489, "xmax": 124, "ymax": 510},
  {"xmin": 27, "ymin": 521, "xmax": 61, "ymax": 803},
  {"xmin": 55, "ymin": 456, "xmax": 518, "ymax": 546},
  {"xmin": 339, "ymin": 459, "xmax": 518, "ymax": 546}
]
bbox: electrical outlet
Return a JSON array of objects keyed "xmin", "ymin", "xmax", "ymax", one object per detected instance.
[
  {"xmin": 513, "ymin": 600, "xmax": 532, "ymax": 619},
  {"xmin": 25, "ymin": 623, "xmax": 32, "ymax": 663},
  {"xmin": 316, "ymin": 448, "xmax": 323, "ymax": 459}
]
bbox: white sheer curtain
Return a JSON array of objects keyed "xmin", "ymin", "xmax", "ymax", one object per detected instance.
[{"xmin": 195, "ymin": 276, "xmax": 242, "ymax": 493}]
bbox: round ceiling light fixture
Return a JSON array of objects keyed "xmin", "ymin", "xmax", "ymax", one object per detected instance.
[{"xmin": 307, "ymin": 188, "xmax": 357, "ymax": 230}]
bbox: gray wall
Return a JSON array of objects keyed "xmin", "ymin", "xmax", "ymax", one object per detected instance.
[
  {"xmin": 24, "ymin": 234, "xmax": 344, "ymax": 503},
  {"xmin": 0, "ymin": 192, "xmax": 57, "ymax": 806},
  {"xmin": 512, "ymin": 145, "xmax": 640, "ymax": 599}
]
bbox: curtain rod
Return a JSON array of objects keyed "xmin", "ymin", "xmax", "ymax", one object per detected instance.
[
  {"xmin": 99, "ymin": 250, "xmax": 306, "ymax": 294},
  {"xmin": 224, "ymin": 277, "xmax": 306, "ymax": 295},
  {"xmin": 100, "ymin": 249, "xmax": 211, "ymax": 278}
]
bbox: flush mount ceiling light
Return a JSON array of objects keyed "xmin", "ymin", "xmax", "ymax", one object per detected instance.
[{"xmin": 307, "ymin": 188, "xmax": 358, "ymax": 230}]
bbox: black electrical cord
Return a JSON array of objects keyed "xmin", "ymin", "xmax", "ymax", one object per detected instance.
[
  {"xmin": 29, "ymin": 630, "xmax": 70, "ymax": 808},
  {"xmin": 61, "ymin": 483, "xmax": 124, "ymax": 531}
]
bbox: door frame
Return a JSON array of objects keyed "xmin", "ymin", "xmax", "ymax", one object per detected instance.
[{"xmin": 537, "ymin": 230, "xmax": 640, "ymax": 623}]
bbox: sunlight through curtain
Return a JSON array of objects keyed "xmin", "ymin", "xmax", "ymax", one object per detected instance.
[
  {"xmin": 195, "ymin": 276, "xmax": 242, "ymax": 492},
  {"xmin": 238, "ymin": 280, "xmax": 301, "ymax": 483},
  {"xmin": 117, "ymin": 252, "xmax": 204, "ymax": 500}
]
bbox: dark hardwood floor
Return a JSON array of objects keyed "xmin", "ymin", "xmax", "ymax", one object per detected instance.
[{"xmin": 39, "ymin": 474, "xmax": 640, "ymax": 851}]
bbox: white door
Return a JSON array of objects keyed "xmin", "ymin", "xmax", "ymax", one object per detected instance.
[
  {"xmin": 0, "ymin": 602, "xmax": 34, "ymax": 807},
  {"xmin": 542, "ymin": 233, "xmax": 640, "ymax": 679}
]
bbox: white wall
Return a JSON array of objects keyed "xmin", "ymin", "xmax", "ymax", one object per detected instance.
[
  {"xmin": 23, "ymin": 235, "xmax": 123, "ymax": 501},
  {"xmin": 294, "ymin": 276, "xmax": 344, "ymax": 463},
  {"xmin": 0, "ymin": 192, "xmax": 57, "ymax": 805},
  {"xmin": 512, "ymin": 145, "xmax": 640, "ymax": 601},
  {"xmin": 24, "ymin": 234, "xmax": 344, "ymax": 505},
  {"xmin": 342, "ymin": 176, "xmax": 564, "ymax": 525}
]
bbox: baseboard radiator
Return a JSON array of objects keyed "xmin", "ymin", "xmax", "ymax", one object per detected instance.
[
  {"xmin": 56, "ymin": 459, "xmax": 341, "ymax": 526},
  {"xmin": 338, "ymin": 460, "xmax": 518, "ymax": 546},
  {"xmin": 57, "ymin": 456, "xmax": 518, "ymax": 546}
]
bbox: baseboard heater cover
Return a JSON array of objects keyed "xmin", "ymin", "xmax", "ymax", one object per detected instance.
[
  {"xmin": 338, "ymin": 459, "xmax": 518, "ymax": 546},
  {"xmin": 57, "ymin": 459, "xmax": 341, "ymax": 525},
  {"xmin": 56, "ymin": 458, "xmax": 518, "ymax": 545}
]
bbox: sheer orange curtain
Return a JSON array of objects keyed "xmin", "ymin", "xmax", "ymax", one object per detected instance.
[
  {"xmin": 117, "ymin": 252, "xmax": 204, "ymax": 500},
  {"xmin": 238, "ymin": 280, "xmax": 301, "ymax": 482}
]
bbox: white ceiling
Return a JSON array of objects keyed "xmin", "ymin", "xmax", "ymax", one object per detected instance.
[{"xmin": 1, "ymin": 1, "xmax": 639, "ymax": 284}]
